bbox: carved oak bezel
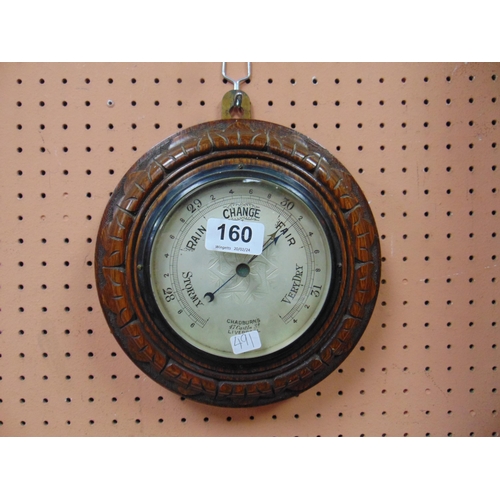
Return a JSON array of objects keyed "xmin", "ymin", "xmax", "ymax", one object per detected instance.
[{"xmin": 95, "ymin": 119, "xmax": 381, "ymax": 407}]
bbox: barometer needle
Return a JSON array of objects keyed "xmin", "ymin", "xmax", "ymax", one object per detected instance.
[
  {"xmin": 204, "ymin": 274, "xmax": 237, "ymax": 303},
  {"xmin": 247, "ymin": 230, "xmax": 281, "ymax": 264},
  {"xmin": 204, "ymin": 229, "xmax": 283, "ymax": 303}
]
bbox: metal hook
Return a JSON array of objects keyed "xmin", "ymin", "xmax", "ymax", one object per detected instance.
[
  {"xmin": 222, "ymin": 62, "xmax": 251, "ymax": 91},
  {"xmin": 234, "ymin": 92, "xmax": 242, "ymax": 109}
]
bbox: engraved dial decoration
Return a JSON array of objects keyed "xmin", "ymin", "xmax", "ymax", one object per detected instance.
[
  {"xmin": 148, "ymin": 175, "xmax": 332, "ymax": 359},
  {"xmin": 207, "ymin": 249, "xmax": 279, "ymax": 305},
  {"xmin": 95, "ymin": 119, "xmax": 380, "ymax": 407}
]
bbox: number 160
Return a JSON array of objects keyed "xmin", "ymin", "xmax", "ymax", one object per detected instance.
[{"xmin": 217, "ymin": 223, "xmax": 253, "ymax": 243}]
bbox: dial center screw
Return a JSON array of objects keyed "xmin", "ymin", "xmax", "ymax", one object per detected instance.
[{"xmin": 236, "ymin": 263, "xmax": 250, "ymax": 277}]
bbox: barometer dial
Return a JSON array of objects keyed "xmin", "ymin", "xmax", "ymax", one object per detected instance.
[{"xmin": 147, "ymin": 173, "xmax": 333, "ymax": 359}]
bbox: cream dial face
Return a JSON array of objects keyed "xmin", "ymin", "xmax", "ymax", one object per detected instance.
[{"xmin": 149, "ymin": 173, "xmax": 332, "ymax": 359}]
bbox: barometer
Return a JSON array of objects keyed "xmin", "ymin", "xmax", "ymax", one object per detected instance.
[{"xmin": 95, "ymin": 64, "xmax": 380, "ymax": 407}]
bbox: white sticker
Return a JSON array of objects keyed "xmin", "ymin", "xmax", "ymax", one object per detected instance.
[
  {"xmin": 230, "ymin": 330, "xmax": 262, "ymax": 355},
  {"xmin": 205, "ymin": 218, "xmax": 265, "ymax": 255}
]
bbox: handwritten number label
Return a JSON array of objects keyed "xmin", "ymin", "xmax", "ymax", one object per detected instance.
[
  {"xmin": 205, "ymin": 218, "xmax": 264, "ymax": 255},
  {"xmin": 230, "ymin": 331, "xmax": 262, "ymax": 355}
]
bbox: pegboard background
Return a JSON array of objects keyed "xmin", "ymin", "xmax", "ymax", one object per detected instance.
[{"xmin": 0, "ymin": 62, "xmax": 498, "ymax": 437}]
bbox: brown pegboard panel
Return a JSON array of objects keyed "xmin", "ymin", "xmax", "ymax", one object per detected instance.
[{"xmin": 0, "ymin": 62, "xmax": 498, "ymax": 436}]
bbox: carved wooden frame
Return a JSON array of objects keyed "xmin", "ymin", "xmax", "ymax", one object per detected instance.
[{"xmin": 95, "ymin": 119, "xmax": 380, "ymax": 407}]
